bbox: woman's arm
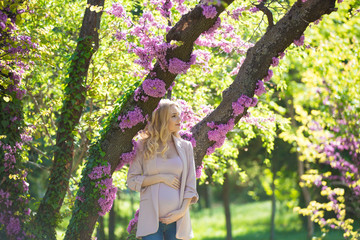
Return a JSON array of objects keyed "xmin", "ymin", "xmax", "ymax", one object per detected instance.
[
  {"xmin": 142, "ymin": 174, "xmax": 180, "ymax": 189},
  {"xmin": 159, "ymin": 198, "xmax": 192, "ymax": 224}
]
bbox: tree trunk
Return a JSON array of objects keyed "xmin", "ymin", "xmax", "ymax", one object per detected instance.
[
  {"xmin": 96, "ymin": 216, "xmax": 106, "ymax": 240},
  {"xmin": 270, "ymin": 168, "xmax": 276, "ymax": 240},
  {"xmin": 109, "ymin": 198, "xmax": 116, "ymax": 240},
  {"xmin": 287, "ymin": 95, "xmax": 314, "ymax": 239},
  {"xmin": 223, "ymin": 171, "xmax": 232, "ymax": 240},
  {"xmin": 34, "ymin": 0, "xmax": 105, "ymax": 238},
  {"xmin": 298, "ymin": 155, "xmax": 314, "ymax": 239}
]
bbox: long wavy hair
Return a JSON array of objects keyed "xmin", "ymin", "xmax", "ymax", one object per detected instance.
[{"xmin": 139, "ymin": 99, "xmax": 181, "ymax": 160}]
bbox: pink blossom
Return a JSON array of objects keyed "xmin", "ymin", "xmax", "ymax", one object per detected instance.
[
  {"xmin": 279, "ymin": 51, "xmax": 285, "ymax": 59},
  {"xmin": 230, "ymin": 7, "xmax": 246, "ymax": 20},
  {"xmin": 142, "ymin": 78, "xmax": 166, "ymax": 98},
  {"xmin": 108, "ymin": 3, "xmax": 126, "ymax": 18},
  {"xmin": 294, "ymin": 35, "xmax": 305, "ymax": 46},
  {"xmin": 179, "ymin": 131, "xmax": 197, "ymax": 148},
  {"xmin": 196, "ymin": 163, "xmax": 204, "ymax": 178},
  {"xmin": 118, "ymin": 107, "xmax": 146, "ymax": 131},
  {"xmin": 88, "ymin": 163, "xmax": 111, "ymax": 180},
  {"xmin": 97, "ymin": 178, "xmax": 117, "ymax": 216},
  {"xmin": 271, "ymin": 57, "xmax": 279, "ymax": 67},
  {"xmin": 168, "ymin": 54, "xmax": 196, "ymax": 74},
  {"xmin": 127, "ymin": 209, "xmax": 140, "ymax": 233},
  {"xmin": 254, "ymin": 80, "xmax": 266, "ymax": 96},
  {"xmin": 134, "ymin": 87, "xmax": 149, "ymax": 102},
  {"xmin": 264, "ymin": 69, "xmax": 273, "ymax": 82},
  {"xmin": 116, "ymin": 140, "xmax": 138, "ymax": 170},
  {"xmin": 6, "ymin": 217, "xmax": 20, "ymax": 235},
  {"xmin": 232, "ymin": 101, "xmax": 245, "ymax": 116},
  {"xmin": 249, "ymin": 7, "xmax": 259, "ymax": 13},
  {"xmin": 114, "ymin": 30, "xmax": 126, "ymax": 41},
  {"xmin": 314, "ymin": 18, "xmax": 322, "ymax": 25},
  {"xmin": 201, "ymin": 5, "xmax": 217, "ymax": 19},
  {"xmin": 206, "ymin": 119, "xmax": 235, "ymax": 155}
]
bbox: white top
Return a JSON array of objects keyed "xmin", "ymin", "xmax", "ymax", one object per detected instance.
[{"xmin": 155, "ymin": 154, "xmax": 183, "ymax": 217}]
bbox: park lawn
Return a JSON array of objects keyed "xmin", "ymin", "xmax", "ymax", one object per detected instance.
[
  {"xmin": 56, "ymin": 199, "xmax": 344, "ymax": 239},
  {"xmin": 191, "ymin": 201, "xmax": 344, "ymax": 240}
]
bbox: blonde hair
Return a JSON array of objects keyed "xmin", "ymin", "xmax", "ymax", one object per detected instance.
[{"xmin": 139, "ymin": 99, "xmax": 181, "ymax": 160}]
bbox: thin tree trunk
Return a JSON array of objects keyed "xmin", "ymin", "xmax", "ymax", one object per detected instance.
[
  {"xmin": 287, "ymin": 95, "xmax": 314, "ymax": 239},
  {"xmin": 109, "ymin": 198, "xmax": 116, "ymax": 240},
  {"xmin": 34, "ymin": 0, "xmax": 105, "ymax": 238},
  {"xmin": 223, "ymin": 171, "xmax": 232, "ymax": 240},
  {"xmin": 97, "ymin": 216, "xmax": 106, "ymax": 240},
  {"xmin": 270, "ymin": 168, "xmax": 276, "ymax": 240},
  {"xmin": 298, "ymin": 155, "xmax": 314, "ymax": 239},
  {"xmin": 204, "ymin": 181, "xmax": 212, "ymax": 209}
]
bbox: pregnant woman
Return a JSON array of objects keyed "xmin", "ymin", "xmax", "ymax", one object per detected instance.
[{"xmin": 127, "ymin": 99, "xmax": 198, "ymax": 240}]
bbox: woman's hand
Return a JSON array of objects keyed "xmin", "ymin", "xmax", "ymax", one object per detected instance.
[
  {"xmin": 159, "ymin": 209, "xmax": 185, "ymax": 224},
  {"xmin": 161, "ymin": 174, "xmax": 180, "ymax": 190}
]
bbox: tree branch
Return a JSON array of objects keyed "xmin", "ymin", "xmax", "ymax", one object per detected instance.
[{"xmin": 191, "ymin": 0, "xmax": 337, "ymax": 166}]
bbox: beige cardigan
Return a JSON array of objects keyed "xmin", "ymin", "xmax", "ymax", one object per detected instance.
[{"xmin": 127, "ymin": 135, "xmax": 199, "ymax": 239}]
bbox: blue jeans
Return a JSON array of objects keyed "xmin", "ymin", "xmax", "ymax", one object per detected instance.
[{"xmin": 142, "ymin": 222, "xmax": 179, "ymax": 240}]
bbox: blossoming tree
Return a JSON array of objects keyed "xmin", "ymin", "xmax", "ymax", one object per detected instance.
[{"xmin": 1, "ymin": 0, "xmax": 350, "ymax": 239}]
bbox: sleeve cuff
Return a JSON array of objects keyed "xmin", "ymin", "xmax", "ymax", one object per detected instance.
[
  {"xmin": 128, "ymin": 175, "xmax": 146, "ymax": 192},
  {"xmin": 184, "ymin": 192, "xmax": 199, "ymax": 204}
]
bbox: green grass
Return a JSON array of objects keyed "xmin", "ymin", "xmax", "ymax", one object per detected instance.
[
  {"xmin": 56, "ymin": 199, "xmax": 345, "ymax": 239},
  {"xmin": 191, "ymin": 201, "xmax": 344, "ymax": 240}
]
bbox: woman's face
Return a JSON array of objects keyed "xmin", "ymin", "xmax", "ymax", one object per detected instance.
[{"xmin": 168, "ymin": 105, "xmax": 181, "ymax": 133}]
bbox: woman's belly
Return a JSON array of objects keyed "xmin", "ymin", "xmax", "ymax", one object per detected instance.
[{"xmin": 158, "ymin": 183, "xmax": 180, "ymax": 218}]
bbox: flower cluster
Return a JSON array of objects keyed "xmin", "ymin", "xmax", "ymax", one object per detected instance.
[
  {"xmin": 271, "ymin": 57, "xmax": 279, "ymax": 67},
  {"xmin": 196, "ymin": 163, "xmax": 204, "ymax": 178},
  {"xmin": 142, "ymin": 78, "xmax": 167, "ymax": 98},
  {"xmin": 88, "ymin": 163, "xmax": 117, "ymax": 216},
  {"xmin": 232, "ymin": 94, "xmax": 258, "ymax": 117},
  {"xmin": 194, "ymin": 16, "xmax": 253, "ymax": 55},
  {"xmin": 176, "ymin": 100, "xmax": 214, "ymax": 148},
  {"xmin": 127, "ymin": 209, "xmax": 140, "ymax": 233},
  {"xmin": 168, "ymin": 54, "xmax": 196, "ymax": 74},
  {"xmin": 293, "ymin": 35, "xmax": 305, "ymax": 46},
  {"xmin": 249, "ymin": 7, "xmax": 259, "ymax": 13},
  {"xmin": 118, "ymin": 107, "xmax": 146, "ymax": 131},
  {"xmin": 229, "ymin": 7, "xmax": 246, "ymax": 20},
  {"xmin": 88, "ymin": 163, "xmax": 111, "ymax": 180},
  {"xmin": 201, "ymin": 4, "xmax": 217, "ymax": 19},
  {"xmin": 96, "ymin": 178, "xmax": 117, "ymax": 216},
  {"xmin": 254, "ymin": 80, "xmax": 266, "ymax": 96},
  {"xmin": 263, "ymin": 69, "xmax": 273, "ymax": 82},
  {"xmin": 240, "ymin": 115, "xmax": 276, "ymax": 129},
  {"xmin": 206, "ymin": 119, "xmax": 235, "ymax": 155},
  {"xmin": 116, "ymin": 140, "xmax": 138, "ymax": 171},
  {"xmin": 134, "ymin": 87, "xmax": 149, "ymax": 102}
]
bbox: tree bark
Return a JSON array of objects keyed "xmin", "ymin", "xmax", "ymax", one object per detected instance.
[
  {"xmin": 65, "ymin": 0, "xmax": 336, "ymax": 238},
  {"xmin": 223, "ymin": 171, "xmax": 233, "ymax": 240},
  {"xmin": 34, "ymin": 0, "xmax": 105, "ymax": 238}
]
